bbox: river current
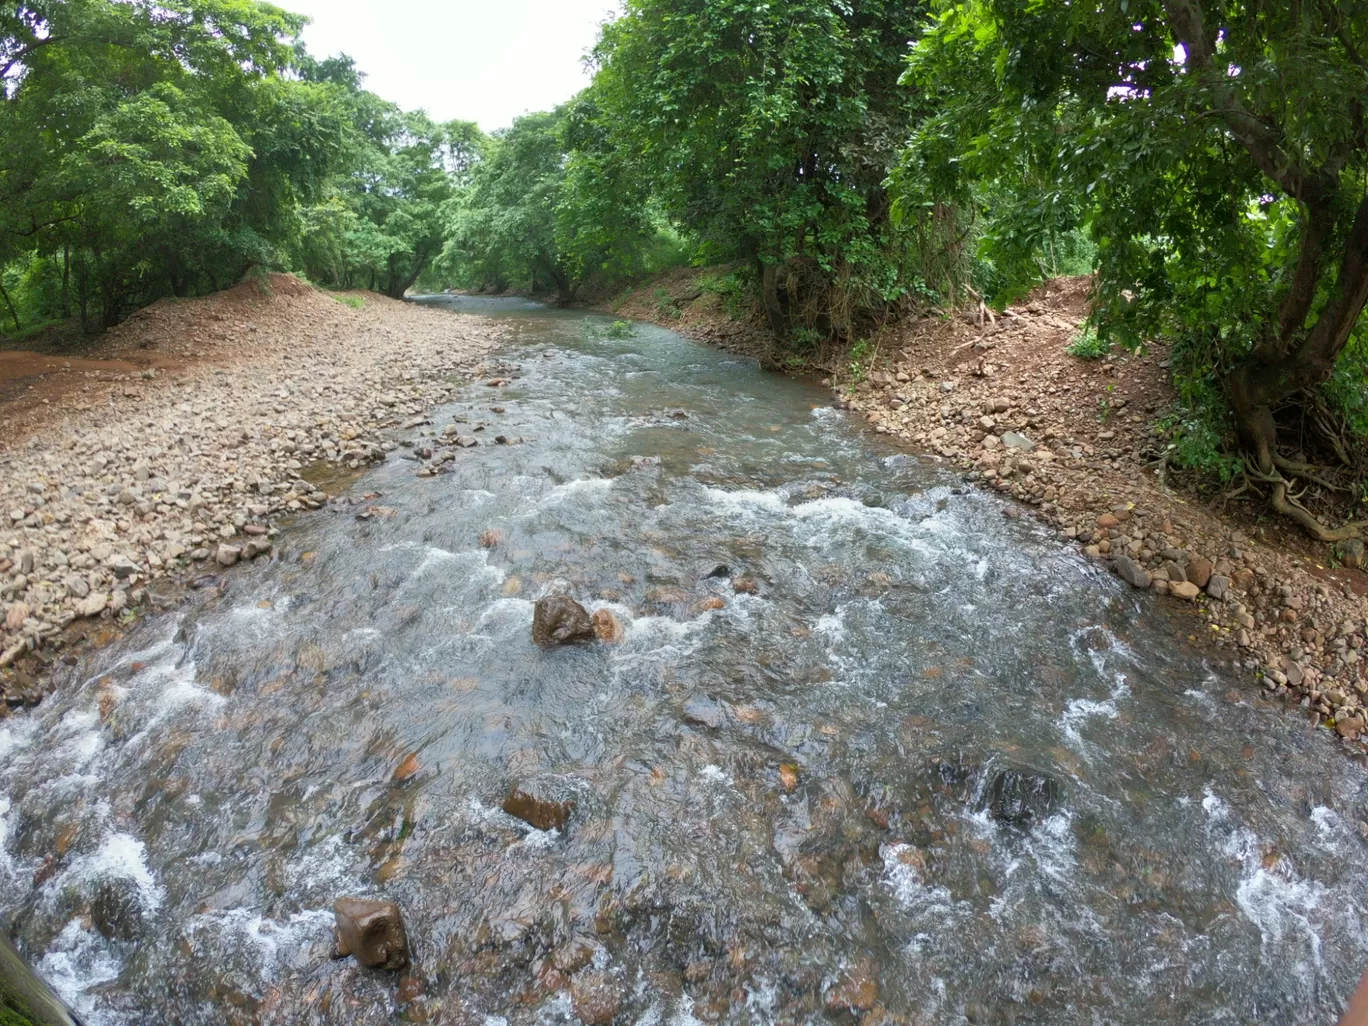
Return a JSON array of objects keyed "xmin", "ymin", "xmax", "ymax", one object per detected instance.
[{"xmin": 2, "ymin": 298, "xmax": 1366, "ymax": 1024}]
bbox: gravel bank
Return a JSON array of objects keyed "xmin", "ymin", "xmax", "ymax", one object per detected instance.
[{"xmin": 0, "ymin": 276, "xmax": 505, "ymax": 705}]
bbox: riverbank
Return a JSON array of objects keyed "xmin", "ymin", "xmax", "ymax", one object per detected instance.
[
  {"xmin": 0, "ymin": 275, "xmax": 506, "ymax": 707},
  {"xmin": 604, "ymin": 269, "xmax": 1368, "ymax": 753}
]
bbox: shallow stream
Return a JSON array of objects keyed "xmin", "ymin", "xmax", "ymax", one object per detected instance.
[{"xmin": 2, "ymin": 298, "xmax": 1367, "ymax": 1025}]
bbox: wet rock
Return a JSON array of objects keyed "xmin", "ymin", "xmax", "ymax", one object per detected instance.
[
  {"xmin": 553, "ymin": 937, "xmax": 598, "ymax": 974},
  {"xmin": 984, "ymin": 768, "xmax": 1065, "ymax": 826},
  {"xmin": 503, "ymin": 786, "xmax": 575, "ymax": 832},
  {"xmin": 1112, "ymin": 555, "xmax": 1150, "ymax": 590},
  {"xmin": 570, "ymin": 970, "xmax": 625, "ymax": 1026},
  {"xmin": 591, "ymin": 608, "xmax": 625, "ymax": 644},
  {"xmin": 532, "ymin": 595, "xmax": 596, "ymax": 646},
  {"xmin": 683, "ymin": 695, "xmax": 725, "ymax": 729},
  {"xmin": 732, "ymin": 577, "xmax": 759, "ymax": 595},
  {"xmin": 1336, "ymin": 714, "xmax": 1364, "ymax": 740},
  {"xmin": 703, "ymin": 564, "xmax": 730, "ymax": 579},
  {"xmin": 825, "ymin": 965, "xmax": 879, "ymax": 1013},
  {"xmin": 333, "ymin": 897, "xmax": 410, "ymax": 971}
]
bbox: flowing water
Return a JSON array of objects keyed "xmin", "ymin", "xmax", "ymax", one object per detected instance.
[{"xmin": 2, "ymin": 298, "xmax": 1367, "ymax": 1026}]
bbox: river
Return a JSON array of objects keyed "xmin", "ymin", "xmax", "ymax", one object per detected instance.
[{"xmin": 1, "ymin": 297, "xmax": 1365, "ymax": 1025}]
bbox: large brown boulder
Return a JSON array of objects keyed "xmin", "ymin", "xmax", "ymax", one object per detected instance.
[
  {"xmin": 333, "ymin": 897, "xmax": 410, "ymax": 971},
  {"xmin": 532, "ymin": 595, "xmax": 596, "ymax": 645}
]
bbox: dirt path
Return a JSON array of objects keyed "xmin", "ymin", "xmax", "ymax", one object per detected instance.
[
  {"xmin": 0, "ymin": 275, "xmax": 508, "ymax": 707},
  {"xmin": 604, "ymin": 270, "xmax": 1368, "ymax": 756}
]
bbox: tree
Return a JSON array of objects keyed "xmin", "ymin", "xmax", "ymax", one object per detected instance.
[
  {"xmin": 900, "ymin": 0, "xmax": 1368, "ymax": 540},
  {"xmin": 590, "ymin": 0, "xmax": 927, "ymax": 340}
]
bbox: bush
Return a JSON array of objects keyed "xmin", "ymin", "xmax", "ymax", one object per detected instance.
[{"xmin": 1066, "ymin": 327, "xmax": 1109, "ymax": 360}]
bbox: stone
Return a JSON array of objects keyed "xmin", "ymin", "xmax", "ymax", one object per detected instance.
[
  {"xmin": 1170, "ymin": 581, "xmax": 1201, "ymax": 601},
  {"xmin": 1336, "ymin": 714, "xmax": 1364, "ymax": 740},
  {"xmin": 503, "ymin": 786, "xmax": 575, "ymax": 832},
  {"xmin": 569, "ymin": 970, "xmax": 625, "ymax": 1026},
  {"xmin": 591, "ymin": 608, "xmax": 625, "ymax": 644},
  {"xmin": 332, "ymin": 897, "xmax": 410, "ymax": 971},
  {"xmin": 109, "ymin": 591, "xmax": 128, "ymax": 614},
  {"xmin": 216, "ymin": 544, "xmax": 242, "ymax": 567},
  {"xmin": 75, "ymin": 593, "xmax": 108, "ymax": 618},
  {"xmin": 825, "ymin": 966, "xmax": 879, "ymax": 1013},
  {"xmin": 1160, "ymin": 560, "xmax": 1187, "ymax": 583},
  {"xmin": 1096, "ymin": 513, "xmax": 1119, "ymax": 530},
  {"xmin": 732, "ymin": 577, "xmax": 759, "ymax": 595},
  {"xmin": 532, "ymin": 595, "xmax": 595, "ymax": 646},
  {"xmin": 4, "ymin": 602, "xmax": 28, "ymax": 631},
  {"xmin": 553, "ymin": 937, "xmax": 598, "ymax": 975},
  {"xmin": 1001, "ymin": 431, "xmax": 1034, "ymax": 450},
  {"xmin": 1186, "ymin": 558, "xmax": 1214, "ymax": 589},
  {"xmin": 1112, "ymin": 555, "xmax": 1151, "ymax": 590},
  {"xmin": 1207, "ymin": 575, "xmax": 1231, "ymax": 601},
  {"xmin": 1339, "ymin": 539, "xmax": 1366, "ymax": 570},
  {"xmin": 683, "ymin": 695, "xmax": 726, "ymax": 729},
  {"xmin": 67, "ymin": 575, "xmax": 90, "ymax": 599},
  {"xmin": 983, "ymin": 768, "xmax": 1065, "ymax": 826}
]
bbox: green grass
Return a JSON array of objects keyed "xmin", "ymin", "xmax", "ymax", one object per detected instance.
[
  {"xmin": 1067, "ymin": 326, "xmax": 1110, "ymax": 360},
  {"xmin": 333, "ymin": 294, "xmax": 365, "ymax": 310}
]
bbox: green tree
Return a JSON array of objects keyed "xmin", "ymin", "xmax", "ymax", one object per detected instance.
[
  {"xmin": 589, "ymin": 0, "xmax": 928, "ymax": 339},
  {"xmin": 900, "ymin": 0, "xmax": 1368, "ymax": 540}
]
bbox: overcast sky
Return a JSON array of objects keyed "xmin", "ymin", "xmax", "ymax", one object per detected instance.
[{"xmin": 285, "ymin": 0, "xmax": 622, "ymax": 132}]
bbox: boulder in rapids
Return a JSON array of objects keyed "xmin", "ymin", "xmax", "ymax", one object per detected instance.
[
  {"xmin": 570, "ymin": 969, "xmax": 626, "ymax": 1026},
  {"xmin": 332, "ymin": 897, "xmax": 410, "ymax": 971},
  {"xmin": 503, "ymin": 786, "xmax": 576, "ymax": 832},
  {"xmin": 983, "ymin": 768, "xmax": 1065, "ymax": 827},
  {"xmin": 532, "ymin": 595, "xmax": 596, "ymax": 646}
]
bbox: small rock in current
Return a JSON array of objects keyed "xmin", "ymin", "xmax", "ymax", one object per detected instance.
[
  {"xmin": 570, "ymin": 970, "xmax": 626, "ymax": 1026},
  {"xmin": 332, "ymin": 897, "xmax": 410, "ymax": 971},
  {"xmin": 532, "ymin": 595, "xmax": 596, "ymax": 646},
  {"xmin": 683, "ymin": 695, "xmax": 725, "ymax": 729},
  {"xmin": 503, "ymin": 786, "xmax": 575, "ymax": 832},
  {"xmin": 591, "ymin": 608, "xmax": 625, "ymax": 644}
]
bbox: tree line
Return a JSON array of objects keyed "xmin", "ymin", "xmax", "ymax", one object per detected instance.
[{"xmin": 2, "ymin": 1, "xmax": 1366, "ymax": 538}]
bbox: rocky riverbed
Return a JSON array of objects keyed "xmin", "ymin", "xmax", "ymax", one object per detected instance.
[
  {"xmin": 0, "ymin": 275, "xmax": 505, "ymax": 706},
  {"xmin": 608, "ymin": 272, "xmax": 1368, "ymax": 756}
]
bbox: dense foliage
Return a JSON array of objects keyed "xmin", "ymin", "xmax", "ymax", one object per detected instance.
[
  {"xmin": 5, "ymin": 0, "xmax": 1368, "ymax": 538},
  {"xmin": 896, "ymin": 0, "xmax": 1368, "ymax": 538}
]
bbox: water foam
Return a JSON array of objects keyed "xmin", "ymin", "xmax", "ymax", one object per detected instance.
[{"xmin": 37, "ymin": 920, "xmax": 122, "ymax": 1026}]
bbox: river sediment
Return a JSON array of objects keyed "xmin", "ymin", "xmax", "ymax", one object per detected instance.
[{"xmin": 0, "ymin": 275, "xmax": 505, "ymax": 706}]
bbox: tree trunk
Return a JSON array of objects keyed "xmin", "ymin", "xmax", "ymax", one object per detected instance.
[
  {"xmin": 60, "ymin": 245, "xmax": 70, "ymax": 318},
  {"xmin": 0, "ymin": 280, "xmax": 20, "ymax": 333},
  {"xmin": 1226, "ymin": 193, "xmax": 1368, "ymax": 540},
  {"xmin": 758, "ymin": 260, "xmax": 791, "ymax": 336}
]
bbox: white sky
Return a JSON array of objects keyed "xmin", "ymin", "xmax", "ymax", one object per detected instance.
[{"xmin": 285, "ymin": 0, "xmax": 622, "ymax": 132}]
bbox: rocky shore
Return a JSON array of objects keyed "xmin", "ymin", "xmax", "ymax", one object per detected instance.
[
  {"xmin": 0, "ymin": 276, "xmax": 504, "ymax": 707},
  {"xmin": 607, "ymin": 271, "xmax": 1368, "ymax": 754}
]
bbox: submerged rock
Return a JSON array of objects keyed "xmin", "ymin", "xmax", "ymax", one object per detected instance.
[
  {"xmin": 983, "ymin": 768, "xmax": 1065, "ymax": 827},
  {"xmin": 333, "ymin": 897, "xmax": 410, "ymax": 971},
  {"xmin": 591, "ymin": 608, "xmax": 626, "ymax": 644},
  {"xmin": 503, "ymin": 786, "xmax": 576, "ymax": 832},
  {"xmin": 570, "ymin": 970, "xmax": 626, "ymax": 1025},
  {"xmin": 682, "ymin": 695, "xmax": 725, "ymax": 729},
  {"xmin": 532, "ymin": 595, "xmax": 596, "ymax": 646}
]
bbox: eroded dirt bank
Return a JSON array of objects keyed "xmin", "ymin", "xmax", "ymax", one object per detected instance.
[
  {"xmin": 0, "ymin": 275, "xmax": 507, "ymax": 706},
  {"xmin": 605, "ymin": 271, "xmax": 1368, "ymax": 755}
]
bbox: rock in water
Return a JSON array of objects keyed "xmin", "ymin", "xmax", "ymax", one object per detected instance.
[
  {"xmin": 333, "ymin": 897, "xmax": 410, "ymax": 971},
  {"xmin": 503, "ymin": 786, "xmax": 575, "ymax": 831},
  {"xmin": 570, "ymin": 970, "xmax": 626, "ymax": 1025},
  {"xmin": 532, "ymin": 595, "xmax": 596, "ymax": 645},
  {"xmin": 983, "ymin": 768, "xmax": 1065, "ymax": 827},
  {"xmin": 1112, "ymin": 554, "xmax": 1151, "ymax": 590},
  {"xmin": 591, "ymin": 608, "xmax": 625, "ymax": 644}
]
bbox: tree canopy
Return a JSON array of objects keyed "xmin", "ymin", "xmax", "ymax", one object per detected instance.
[{"xmin": 896, "ymin": 0, "xmax": 1368, "ymax": 538}]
